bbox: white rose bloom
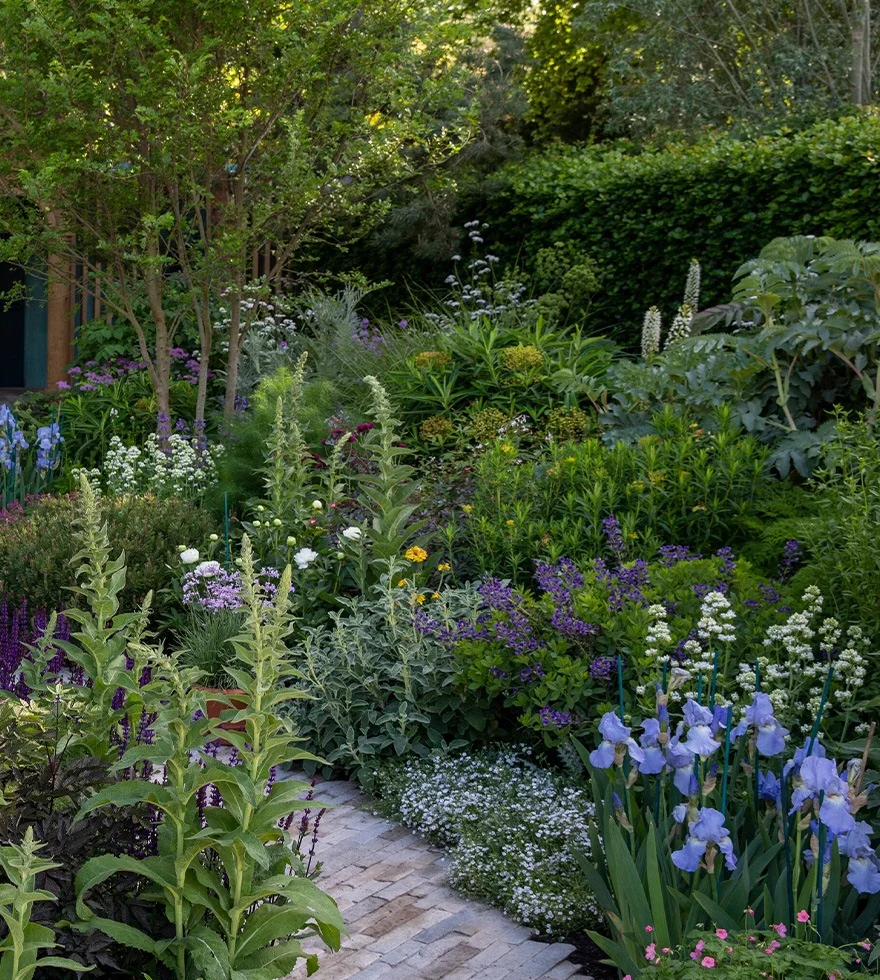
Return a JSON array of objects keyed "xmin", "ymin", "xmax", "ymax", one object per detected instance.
[
  {"xmin": 180, "ymin": 548, "xmax": 200, "ymax": 564},
  {"xmin": 342, "ymin": 526, "xmax": 362, "ymax": 541},
  {"xmin": 294, "ymin": 547, "xmax": 319, "ymax": 569}
]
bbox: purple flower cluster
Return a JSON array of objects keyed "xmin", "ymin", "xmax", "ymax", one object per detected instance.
[
  {"xmin": 57, "ymin": 351, "xmax": 210, "ymax": 393},
  {"xmin": 0, "ymin": 598, "xmax": 69, "ymax": 696},
  {"xmin": 35, "ymin": 422, "xmax": 63, "ymax": 472},
  {"xmin": 182, "ymin": 562, "xmax": 288, "ymax": 611},
  {"xmin": 594, "ymin": 557, "xmax": 649, "ymax": 611},
  {"xmin": 657, "ymin": 544, "xmax": 701, "ymax": 567},
  {"xmin": 539, "ymin": 705, "xmax": 573, "ymax": 729},
  {"xmin": 778, "ymin": 540, "xmax": 802, "ymax": 581},
  {"xmin": 534, "ymin": 558, "xmax": 599, "ymax": 642},
  {"xmin": 602, "ymin": 514, "xmax": 625, "ymax": 558},
  {"xmin": 352, "ymin": 318, "xmax": 385, "ymax": 354}
]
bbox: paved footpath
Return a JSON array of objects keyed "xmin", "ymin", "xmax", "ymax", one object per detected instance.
[{"xmin": 287, "ymin": 777, "xmax": 592, "ymax": 980}]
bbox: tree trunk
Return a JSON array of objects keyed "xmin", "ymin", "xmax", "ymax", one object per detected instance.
[
  {"xmin": 852, "ymin": 0, "xmax": 872, "ymax": 104},
  {"xmin": 223, "ymin": 294, "xmax": 242, "ymax": 420}
]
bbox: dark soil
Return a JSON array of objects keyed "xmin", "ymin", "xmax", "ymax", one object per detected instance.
[{"xmin": 535, "ymin": 930, "xmax": 620, "ymax": 979}]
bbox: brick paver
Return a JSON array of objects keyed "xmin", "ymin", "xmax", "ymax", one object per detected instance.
[{"xmin": 286, "ymin": 776, "xmax": 592, "ymax": 980}]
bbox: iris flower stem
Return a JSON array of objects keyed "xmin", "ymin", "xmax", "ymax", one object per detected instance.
[
  {"xmin": 720, "ymin": 706, "xmax": 733, "ymax": 820},
  {"xmin": 816, "ymin": 791, "xmax": 826, "ymax": 939}
]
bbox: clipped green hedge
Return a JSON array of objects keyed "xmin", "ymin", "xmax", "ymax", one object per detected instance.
[{"xmin": 477, "ymin": 113, "xmax": 880, "ymax": 336}]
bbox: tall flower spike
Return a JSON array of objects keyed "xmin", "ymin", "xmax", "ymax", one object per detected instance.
[
  {"xmin": 683, "ymin": 258, "xmax": 701, "ymax": 311},
  {"xmin": 664, "ymin": 304, "xmax": 694, "ymax": 350},
  {"xmin": 641, "ymin": 306, "xmax": 662, "ymax": 358}
]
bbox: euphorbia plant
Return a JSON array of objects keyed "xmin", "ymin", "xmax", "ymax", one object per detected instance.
[
  {"xmin": 576, "ymin": 672, "xmax": 880, "ymax": 978},
  {"xmin": 72, "ymin": 533, "xmax": 343, "ymax": 979}
]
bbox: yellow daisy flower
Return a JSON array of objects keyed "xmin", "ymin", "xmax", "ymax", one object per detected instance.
[{"xmin": 405, "ymin": 546, "xmax": 428, "ymax": 563}]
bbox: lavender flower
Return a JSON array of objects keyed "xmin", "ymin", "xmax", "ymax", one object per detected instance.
[
  {"xmin": 602, "ymin": 514, "xmax": 625, "ymax": 558},
  {"xmin": 539, "ymin": 706, "xmax": 573, "ymax": 729},
  {"xmin": 778, "ymin": 540, "xmax": 802, "ymax": 581}
]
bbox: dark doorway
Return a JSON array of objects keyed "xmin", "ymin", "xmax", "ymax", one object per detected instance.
[{"xmin": 0, "ymin": 263, "xmax": 25, "ymax": 387}]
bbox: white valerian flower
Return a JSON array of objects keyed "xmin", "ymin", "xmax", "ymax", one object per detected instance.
[
  {"xmin": 294, "ymin": 547, "xmax": 319, "ymax": 569},
  {"xmin": 180, "ymin": 548, "xmax": 200, "ymax": 564},
  {"xmin": 341, "ymin": 526, "xmax": 362, "ymax": 541},
  {"xmin": 311, "ymin": 499, "xmax": 323, "ymax": 510},
  {"xmin": 697, "ymin": 591, "xmax": 736, "ymax": 644}
]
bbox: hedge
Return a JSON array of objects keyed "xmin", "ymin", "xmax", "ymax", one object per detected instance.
[{"xmin": 475, "ymin": 112, "xmax": 880, "ymax": 339}]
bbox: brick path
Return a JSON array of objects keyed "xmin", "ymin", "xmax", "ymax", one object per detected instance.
[{"xmin": 287, "ymin": 777, "xmax": 592, "ymax": 980}]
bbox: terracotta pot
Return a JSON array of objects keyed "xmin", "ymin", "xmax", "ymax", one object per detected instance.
[{"xmin": 193, "ymin": 685, "xmax": 248, "ymax": 743}]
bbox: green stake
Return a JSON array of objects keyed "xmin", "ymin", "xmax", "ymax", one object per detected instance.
[{"xmin": 224, "ymin": 491, "xmax": 231, "ymax": 571}]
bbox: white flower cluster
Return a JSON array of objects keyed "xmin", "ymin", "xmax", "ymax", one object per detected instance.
[
  {"xmin": 734, "ymin": 586, "xmax": 871, "ymax": 728},
  {"xmin": 645, "ymin": 604, "xmax": 672, "ymax": 665},
  {"xmin": 99, "ymin": 434, "xmax": 221, "ymax": 499},
  {"xmin": 697, "ymin": 591, "xmax": 736, "ymax": 644},
  {"xmin": 641, "ymin": 306, "xmax": 662, "ymax": 358},
  {"xmin": 374, "ymin": 746, "xmax": 601, "ymax": 934}
]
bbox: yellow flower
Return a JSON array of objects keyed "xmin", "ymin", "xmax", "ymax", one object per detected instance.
[
  {"xmin": 566, "ymin": 456, "xmax": 576, "ymax": 463},
  {"xmin": 405, "ymin": 546, "xmax": 428, "ymax": 563},
  {"xmin": 500, "ymin": 443, "xmax": 514, "ymax": 453},
  {"xmin": 415, "ymin": 593, "xmax": 426, "ymax": 604},
  {"xmin": 506, "ymin": 519, "xmax": 515, "ymax": 526},
  {"xmin": 431, "ymin": 592, "xmax": 441, "ymax": 600},
  {"xmin": 398, "ymin": 578, "xmax": 408, "ymax": 587},
  {"xmin": 692, "ymin": 504, "xmax": 706, "ymax": 512},
  {"xmin": 461, "ymin": 504, "xmax": 473, "ymax": 514},
  {"xmin": 438, "ymin": 562, "xmax": 451, "ymax": 572}
]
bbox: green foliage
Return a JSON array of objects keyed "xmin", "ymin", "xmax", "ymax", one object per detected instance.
[
  {"xmin": 801, "ymin": 414, "xmax": 880, "ymax": 631},
  {"xmin": 0, "ymin": 493, "xmax": 215, "ymax": 613},
  {"xmin": 175, "ymin": 610, "xmax": 244, "ymax": 689},
  {"xmin": 464, "ymin": 407, "xmax": 770, "ymax": 582},
  {"xmin": 291, "ymin": 569, "xmax": 491, "ymax": 786},
  {"xmin": 73, "ymin": 535, "xmax": 344, "ymax": 979},
  {"xmin": 640, "ymin": 927, "xmax": 863, "ymax": 978},
  {"xmin": 480, "ymin": 114, "xmax": 880, "ymax": 332},
  {"xmin": 0, "ymin": 828, "xmax": 91, "ymax": 978},
  {"xmin": 389, "ymin": 313, "xmax": 615, "ymax": 434}
]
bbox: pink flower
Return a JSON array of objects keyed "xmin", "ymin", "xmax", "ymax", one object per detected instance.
[
  {"xmin": 715, "ymin": 928, "xmax": 728, "ymax": 939},
  {"xmin": 771, "ymin": 923, "xmax": 787, "ymax": 937},
  {"xmin": 764, "ymin": 940, "xmax": 781, "ymax": 955},
  {"xmin": 701, "ymin": 957, "xmax": 716, "ymax": 968},
  {"xmin": 860, "ymin": 941, "xmax": 872, "ymax": 951},
  {"xmin": 748, "ymin": 936, "xmax": 757, "ymax": 942},
  {"xmin": 645, "ymin": 925, "xmax": 654, "ymax": 933},
  {"xmin": 746, "ymin": 908, "xmax": 755, "ymax": 916},
  {"xmin": 645, "ymin": 943, "xmax": 657, "ymax": 961},
  {"xmin": 797, "ymin": 910, "xmax": 810, "ymax": 923},
  {"xmin": 690, "ymin": 939, "xmax": 706, "ymax": 961}
]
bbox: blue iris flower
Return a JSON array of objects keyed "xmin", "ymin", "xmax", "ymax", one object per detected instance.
[
  {"xmin": 589, "ymin": 711, "xmax": 640, "ymax": 769},
  {"xmin": 758, "ymin": 769, "xmax": 781, "ymax": 804},
  {"xmin": 731, "ymin": 692, "xmax": 789, "ymax": 757},
  {"xmin": 681, "ymin": 700, "xmax": 720, "ymax": 757},
  {"xmin": 635, "ymin": 718, "xmax": 666, "ymax": 774},
  {"xmin": 671, "ymin": 807, "xmax": 737, "ymax": 873},
  {"xmin": 790, "ymin": 756, "xmax": 856, "ymax": 836},
  {"xmin": 665, "ymin": 736, "xmax": 698, "ymax": 796}
]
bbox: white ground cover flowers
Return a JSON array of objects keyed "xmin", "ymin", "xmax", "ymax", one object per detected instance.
[{"xmin": 373, "ymin": 746, "xmax": 601, "ymax": 934}]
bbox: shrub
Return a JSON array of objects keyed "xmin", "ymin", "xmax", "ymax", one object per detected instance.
[
  {"xmin": 373, "ymin": 746, "xmax": 601, "ymax": 934},
  {"xmin": 477, "ymin": 113, "xmax": 880, "ymax": 334},
  {"xmin": 0, "ymin": 494, "xmax": 216, "ymax": 611},
  {"xmin": 463, "ymin": 407, "xmax": 770, "ymax": 583},
  {"xmin": 291, "ymin": 571, "xmax": 492, "ymax": 784}
]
